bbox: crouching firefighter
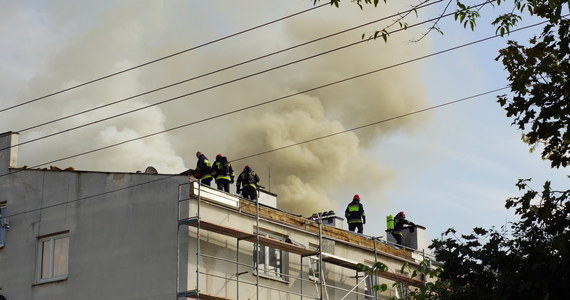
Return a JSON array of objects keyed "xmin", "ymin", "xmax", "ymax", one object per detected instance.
[{"xmin": 391, "ymin": 211, "xmax": 415, "ymax": 246}]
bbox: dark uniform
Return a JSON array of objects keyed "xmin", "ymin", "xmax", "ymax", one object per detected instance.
[
  {"xmin": 195, "ymin": 152, "xmax": 213, "ymax": 186},
  {"xmin": 345, "ymin": 194, "xmax": 366, "ymax": 233},
  {"xmin": 236, "ymin": 166, "xmax": 259, "ymax": 201},
  {"xmin": 392, "ymin": 211, "xmax": 414, "ymax": 246},
  {"xmin": 212, "ymin": 154, "xmax": 234, "ymax": 193}
]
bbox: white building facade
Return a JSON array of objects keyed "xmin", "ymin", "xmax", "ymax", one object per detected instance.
[{"xmin": 0, "ymin": 132, "xmax": 430, "ymax": 300}]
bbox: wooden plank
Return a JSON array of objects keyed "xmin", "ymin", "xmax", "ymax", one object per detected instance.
[
  {"xmin": 320, "ymin": 252, "xmax": 424, "ymax": 287},
  {"xmin": 179, "ymin": 290, "xmax": 234, "ymax": 300},
  {"xmin": 379, "ymin": 271, "xmax": 424, "ymax": 287},
  {"xmin": 188, "ymin": 220, "xmax": 318, "ymax": 256},
  {"xmin": 238, "ymin": 199, "xmax": 413, "ymax": 260}
]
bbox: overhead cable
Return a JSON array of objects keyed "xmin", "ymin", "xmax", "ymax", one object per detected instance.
[
  {"xmin": 0, "ymin": 19, "xmax": 548, "ymax": 159},
  {"xmin": 9, "ymin": 1, "xmax": 494, "ymax": 152},
  {"xmin": 0, "ymin": 2, "xmax": 329, "ymax": 113},
  {"xmin": 232, "ymin": 87, "xmax": 509, "ymax": 161},
  {"xmin": 2, "ymin": 86, "xmax": 509, "ymax": 219},
  {"xmin": 17, "ymin": 0, "xmax": 444, "ymax": 134}
]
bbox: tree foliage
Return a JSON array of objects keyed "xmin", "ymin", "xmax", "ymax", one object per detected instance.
[
  {"xmin": 419, "ymin": 179, "xmax": 570, "ymax": 299},
  {"xmin": 497, "ymin": 11, "xmax": 569, "ymax": 168}
]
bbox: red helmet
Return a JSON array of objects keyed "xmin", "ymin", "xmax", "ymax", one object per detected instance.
[
  {"xmin": 353, "ymin": 194, "xmax": 360, "ymax": 200},
  {"xmin": 216, "ymin": 154, "xmax": 222, "ymax": 159},
  {"xmin": 399, "ymin": 211, "xmax": 406, "ymax": 218}
]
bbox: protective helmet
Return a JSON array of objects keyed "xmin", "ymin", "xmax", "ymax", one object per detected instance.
[
  {"xmin": 216, "ymin": 154, "xmax": 222, "ymax": 159},
  {"xmin": 353, "ymin": 194, "xmax": 360, "ymax": 200},
  {"xmin": 399, "ymin": 211, "xmax": 406, "ymax": 218},
  {"xmin": 244, "ymin": 165, "xmax": 252, "ymax": 172}
]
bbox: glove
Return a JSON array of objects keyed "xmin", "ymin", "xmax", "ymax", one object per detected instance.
[
  {"xmin": 230, "ymin": 177, "xmax": 234, "ymax": 184},
  {"xmin": 236, "ymin": 188, "xmax": 241, "ymax": 194}
]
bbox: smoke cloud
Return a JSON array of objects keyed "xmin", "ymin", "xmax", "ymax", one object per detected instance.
[{"xmin": 0, "ymin": 0, "xmax": 431, "ymax": 216}]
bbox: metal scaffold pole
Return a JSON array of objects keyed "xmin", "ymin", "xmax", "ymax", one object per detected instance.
[
  {"xmin": 196, "ymin": 180, "xmax": 202, "ymax": 298},
  {"xmin": 318, "ymin": 215, "xmax": 324, "ymax": 300},
  {"xmin": 255, "ymin": 198, "xmax": 260, "ymax": 300},
  {"xmin": 176, "ymin": 184, "xmax": 182, "ymax": 299}
]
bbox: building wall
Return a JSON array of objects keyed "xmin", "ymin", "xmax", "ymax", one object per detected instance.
[
  {"xmin": 1, "ymin": 132, "xmax": 426, "ymax": 300},
  {"xmin": 183, "ymin": 185, "xmax": 424, "ymax": 299},
  {"xmin": 0, "ymin": 132, "xmax": 189, "ymax": 300}
]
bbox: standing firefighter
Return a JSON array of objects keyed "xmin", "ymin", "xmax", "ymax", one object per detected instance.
[
  {"xmin": 236, "ymin": 165, "xmax": 260, "ymax": 201},
  {"xmin": 345, "ymin": 194, "xmax": 366, "ymax": 234},
  {"xmin": 194, "ymin": 152, "xmax": 213, "ymax": 186},
  {"xmin": 212, "ymin": 154, "xmax": 234, "ymax": 193},
  {"xmin": 392, "ymin": 211, "xmax": 415, "ymax": 246}
]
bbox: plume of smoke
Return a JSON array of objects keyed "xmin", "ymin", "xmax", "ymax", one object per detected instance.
[{"xmin": 1, "ymin": 0, "xmax": 431, "ymax": 216}]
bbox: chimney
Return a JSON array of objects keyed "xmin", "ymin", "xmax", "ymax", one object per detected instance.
[{"xmin": 0, "ymin": 132, "xmax": 19, "ymax": 176}]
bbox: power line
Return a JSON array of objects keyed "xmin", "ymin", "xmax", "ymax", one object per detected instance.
[
  {"xmin": 2, "ymin": 86, "xmax": 508, "ymax": 219},
  {"xmin": 0, "ymin": 5, "xmax": 549, "ymax": 179},
  {"xmin": 232, "ymin": 87, "xmax": 509, "ymax": 161},
  {"xmin": 8, "ymin": 1, "xmax": 492, "ymax": 152},
  {"xmin": 0, "ymin": 2, "xmax": 329, "ymax": 114},
  {"xmin": 3, "ymin": 19, "xmax": 547, "ymax": 160},
  {"xmin": 16, "ymin": 0, "xmax": 444, "ymax": 134}
]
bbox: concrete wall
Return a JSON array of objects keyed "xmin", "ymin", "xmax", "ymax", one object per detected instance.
[
  {"xmin": 0, "ymin": 131, "xmax": 190, "ymax": 300},
  {"xmin": 0, "ymin": 132, "xmax": 18, "ymax": 177},
  {"xmin": 386, "ymin": 225, "xmax": 428, "ymax": 252}
]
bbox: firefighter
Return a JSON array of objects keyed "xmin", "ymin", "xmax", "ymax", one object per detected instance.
[
  {"xmin": 345, "ymin": 194, "xmax": 366, "ymax": 233},
  {"xmin": 236, "ymin": 165, "xmax": 260, "ymax": 201},
  {"xmin": 392, "ymin": 211, "xmax": 415, "ymax": 246},
  {"xmin": 212, "ymin": 154, "xmax": 234, "ymax": 193},
  {"xmin": 194, "ymin": 152, "xmax": 213, "ymax": 186}
]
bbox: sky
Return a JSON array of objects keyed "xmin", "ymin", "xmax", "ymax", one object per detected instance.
[{"xmin": 0, "ymin": 0, "xmax": 567, "ymax": 247}]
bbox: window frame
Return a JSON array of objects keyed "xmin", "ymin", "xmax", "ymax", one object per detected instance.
[
  {"xmin": 308, "ymin": 243, "xmax": 322, "ymax": 282},
  {"xmin": 363, "ymin": 260, "xmax": 380, "ymax": 299},
  {"xmin": 0, "ymin": 203, "xmax": 6, "ymax": 248},
  {"xmin": 253, "ymin": 232, "xmax": 288, "ymax": 281},
  {"xmin": 36, "ymin": 232, "xmax": 70, "ymax": 284}
]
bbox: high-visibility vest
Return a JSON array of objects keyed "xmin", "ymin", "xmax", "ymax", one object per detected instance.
[{"xmin": 346, "ymin": 204, "xmax": 363, "ymax": 223}]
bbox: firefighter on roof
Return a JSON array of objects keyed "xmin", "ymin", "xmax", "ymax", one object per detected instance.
[
  {"xmin": 194, "ymin": 152, "xmax": 213, "ymax": 186},
  {"xmin": 212, "ymin": 154, "xmax": 234, "ymax": 193},
  {"xmin": 392, "ymin": 211, "xmax": 415, "ymax": 246},
  {"xmin": 236, "ymin": 165, "xmax": 260, "ymax": 201},
  {"xmin": 345, "ymin": 194, "xmax": 366, "ymax": 233}
]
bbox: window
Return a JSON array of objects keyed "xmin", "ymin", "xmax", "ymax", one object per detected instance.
[
  {"xmin": 0, "ymin": 204, "xmax": 6, "ymax": 247},
  {"xmin": 253, "ymin": 233, "xmax": 288, "ymax": 281},
  {"xmin": 365, "ymin": 274, "xmax": 378, "ymax": 299},
  {"xmin": 309, "ymin": 256, "xmax": 320, "ymax": 282},
  {"xmin": 363, "ymin": 260, "xmax": 378, "ymax": 300},
  {"xmin": 37, "ymin": 233, "xmax": 69, "ymax": 283},
  {"xmin": 308, "ymin": 243, "xmax": 322, "ymax": 282}
]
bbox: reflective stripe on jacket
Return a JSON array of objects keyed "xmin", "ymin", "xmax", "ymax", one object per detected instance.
[
  {"xmin": 345, "ymin": 201, "xmax": 365, "ymax": 224},
  {"xmin": 212, "ymin": 161, "xmax": 234, "ymax": 181},
  {"xmin": 237, "ymin": 171, "xmax": 259, "ymax": 189},
  {"xmin": 196, "ymin": 154, "xmax": 213, "ymax": 180},
  {"xmin": 393, "ymin": 214, "xmax": 410, "ymax": 235}
]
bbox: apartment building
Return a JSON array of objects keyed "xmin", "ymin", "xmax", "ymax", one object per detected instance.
[{"xmin": 0, "ymin": 131, "xmax": 431, "ymax": 300}]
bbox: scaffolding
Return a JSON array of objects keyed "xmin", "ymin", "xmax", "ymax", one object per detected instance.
[{"xmin": 176, "ymin": 181, "xmax": 425, "ymax": 300}]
